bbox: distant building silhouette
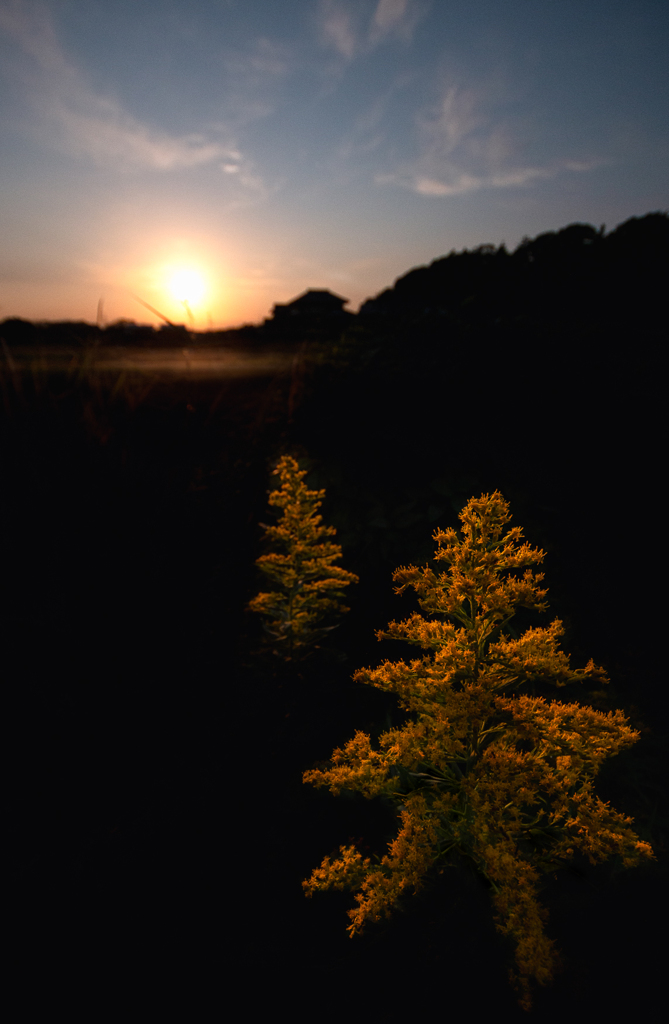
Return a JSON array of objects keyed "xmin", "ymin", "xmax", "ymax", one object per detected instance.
[{"xmin": 268, "ymin": 289, "xmax": 350, "ymax": 324}]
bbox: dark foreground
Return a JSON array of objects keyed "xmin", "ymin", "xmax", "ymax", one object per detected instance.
[{"xmin": 4, "ymin": 336, "xmax": 666, "ymax": 1020}]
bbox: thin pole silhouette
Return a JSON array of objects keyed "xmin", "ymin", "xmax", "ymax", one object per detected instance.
[{"xmin": 131, "ymin": 294, "xmax": 175, "ymax": 327}]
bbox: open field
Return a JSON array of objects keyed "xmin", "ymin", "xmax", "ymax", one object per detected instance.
[{"xmin": 1, "ymin": 344, "xmax": 292, "ymax": 378}]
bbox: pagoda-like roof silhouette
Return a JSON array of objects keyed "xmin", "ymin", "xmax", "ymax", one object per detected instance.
[{"xmin": 270, "ymin": 289, "xmax": 349, "ymax": 320}]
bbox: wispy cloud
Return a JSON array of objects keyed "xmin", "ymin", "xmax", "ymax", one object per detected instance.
[
  {"xmin": 50, "ymin": 96, "xmax": 227, "ymax": 171},
  {"xmin": 334, "ymin": 72, "xmax": 413, "ymax": 162},
  {"xmin": 370, "ymin": 0, "xmax": 424, "ymax": 45},
  {"xmin": 217, "ymin": 151, "xmax": 276, "ymax": 207},
  {"xmin": 320, "ymin": 1, "xmax": 358, "ymax": 60},
  {"xmin": 0, "ymin": 0, "xmax": 236, "ymax": 173},
  {"xmin": 221, "ymin": 36, "xmax": 291, "ymax": 102},
  {"xmin": 377, "ymin": 158, "xmax": 600, "ymax": 198},
  {"xmin": 386, "ymin": 167, "xmax": 554, "ymax": 197},
  {"xmin": 376, "ymin": 82, "xmax": 603, "ymax": 197},
  {"xmin": 374, "ymin": 0, "xmax": 409, "ymax": 32},
  {"xmin": 318, "ymin": 0, "xmax": 424, "ymax": 61}
]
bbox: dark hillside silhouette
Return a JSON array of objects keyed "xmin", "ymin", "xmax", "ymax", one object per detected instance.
[{"xmin": 358, "ymin": 211, "xmax": 667, "ymax": 339}]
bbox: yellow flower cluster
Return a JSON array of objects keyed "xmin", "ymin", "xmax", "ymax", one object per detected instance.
[
  {"xmin": 302, "ymin": 491, "xmax": 653, "ymax": 1010},
  {"xmin": 249, "ymin": 455, "xmax": 358, "ymax": 659}
]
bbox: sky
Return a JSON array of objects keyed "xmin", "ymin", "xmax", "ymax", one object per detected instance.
[{"xmin": 0, "ymin": 0, "xmax": 667, "ymax": 329}]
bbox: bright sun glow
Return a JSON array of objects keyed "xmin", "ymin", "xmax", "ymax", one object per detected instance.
[{"xmin": 169, "ymin": 268, "xmax": 206, "ymax": 305}]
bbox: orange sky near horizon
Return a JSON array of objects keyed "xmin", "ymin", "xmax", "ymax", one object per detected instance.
[
  {"xmin": 0, "ymin": 202, "xmax": 403, "ymax": 329},
  {"xmin": 0, "ymin": 228, "xmax": 324, "ymax": 329}
]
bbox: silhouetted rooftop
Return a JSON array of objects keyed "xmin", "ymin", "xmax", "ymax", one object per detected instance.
[{"xmin": 270, "ymin": 289, "xmax": 349, "ymax": 319}]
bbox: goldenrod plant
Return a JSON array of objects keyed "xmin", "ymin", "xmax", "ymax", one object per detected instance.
[
  {"xmin": 249, "ymin": 455, "xmax": 358, "ymax": 659},
  {"xmin": 303, "ymin": 491, "xmax": 653, "ymax": 1011}
]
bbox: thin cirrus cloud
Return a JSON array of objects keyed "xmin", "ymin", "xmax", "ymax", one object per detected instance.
[
  {"xmin": 49, "ymin": 95, "xmax": 228, "ymax": 172},
  {"xmin": 376, "ymin": 83, "xmax": 602, "ymax": 197},
  {"xmin": 377, "ymin": 154, "xmax": 601, "ymax": 198},
  {"xmin": 319, "ymin": 0, "xmax": 422, "ymax": 61},
  {"xmin": 395, "ymin": 168, "xmax": 553, "ymax": 197},
  {"xmin": 222, "ymin": 36, "xmax": 291, "ymax": 87},
  {"xmin": 0, "ymin": 0, "xmax": 235, "ymax": 174}
]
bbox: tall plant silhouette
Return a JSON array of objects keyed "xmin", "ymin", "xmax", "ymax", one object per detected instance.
[
  {"xmin": 303, "ymin": 491, "xmax": 653, "ymax": 1010},
  {"xmin": 249, "ymin": 455, "xmax": 358, "ymax": 660}
]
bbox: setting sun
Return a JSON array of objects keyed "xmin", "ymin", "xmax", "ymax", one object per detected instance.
[{"xmin": 169, "ymin": 268, "xmax": 206, "ymax": 305}]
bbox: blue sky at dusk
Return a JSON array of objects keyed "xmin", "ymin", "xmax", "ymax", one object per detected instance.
[{"xmin": 1, "ymin": 0, "xmax": 667, "ymax": 328}]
